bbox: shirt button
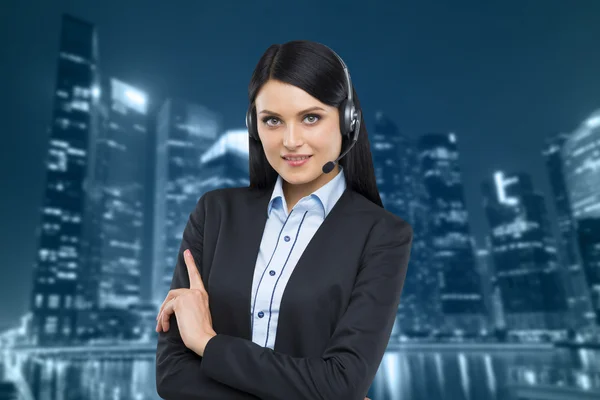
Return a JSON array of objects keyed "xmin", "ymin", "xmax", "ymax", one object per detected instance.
[
  {"xmin": 258, "ymin": 311, "xmax": 264, "ymax": 318},
  {"xmin": 284, "ymin": 236, "xmax": 290, "ymax": 242},
  {"xmin": 269, "ymin": 270, "xmax": 276, "ymax": 276}
]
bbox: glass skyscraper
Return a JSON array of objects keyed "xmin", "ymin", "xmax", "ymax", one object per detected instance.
[
  {"xmin": 481, "ymin": 171, "xmax": 569, "ymax": 336},
  {"xmin": 151, "ymin": 99, "xmax": 221, "ymax": 305},
  {"xmin": 418, "ymin": 133, "xmax": 485, "ymax": 335},
  {"xmin": 543, "ymin": 133, "xmax": 595, "ymax": 330},
  {"xmin": 29, "ymin": 14, "xmax": 101, "ymax": 345},
  {"xmin": 371, "ymin": 112, "xmax": 439, "ymax": 335},
  {"xmin": 562, "ymin": 110, "xmax": 600, "ymax": 325}
]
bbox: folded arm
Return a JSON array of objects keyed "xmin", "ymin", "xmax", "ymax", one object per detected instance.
[
  {"xmin": 155, "ymin": 194, "xmax": 260, "ymax": 400},
  {"xmin": 200, "ymin": 216, "xmax": 413, "ymax": 400}
]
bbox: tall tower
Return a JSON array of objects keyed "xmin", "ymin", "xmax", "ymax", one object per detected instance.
[
  {"xmin": 152, "ymin": 99, "xmax": 221, "ymax": 304},
  {"xmin": 481, "ymin": 171, "xmax": 569, "ymax": 336},
  {"xmin": 371, "ymin": 112, "xmax": 438, "ymax": 335},
  {"xmin": 90, "ymin": 79, "xmax": 149, "ymax": 309},
  {"xmin": 418, "ymin": 132, "xmax": 485, "ymax": 335},
  {"xmin": 543, "ymin": 133, "xmax": 595, "ymax": 330},
  {"xmin": 29, "ymin": 14, "xmax": 100, "ymax": 345},
  {"xmin": 562, "ymin": 110, "xmax": 600, "ymax": 325}
]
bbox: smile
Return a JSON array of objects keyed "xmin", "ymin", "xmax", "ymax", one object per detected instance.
[{"xmin": 283, "ymin": 155, "xmax": 312, "ymax": 166}]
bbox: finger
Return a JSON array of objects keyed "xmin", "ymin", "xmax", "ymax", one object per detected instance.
[
  {"xmin": 184, "ymin": 249, "xmax": 205, "ymax": 291},
  {"xmin": 156, "ymin": 306, "xmax": 169, "ymax": 332},
  {"xmin": 156, "ymin": 289, "xmax": 185, "ymax": 321},
  {"xmin": 157, "ymin": 292, "xmax": 174, "ymax": 321},
  {"xmin": 156, "ymin": 306, "xmax": 167, "ymax": 332},
  {"xmin": 156, "ymin": 311, "xmax": 162, "ymax": 332},
  {"xmin": 160, "ymin": 299, "xmax": 176, "ymax": 332}
]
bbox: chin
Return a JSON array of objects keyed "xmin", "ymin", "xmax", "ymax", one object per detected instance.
[
  {"xmin": 280, "ymin": 173, "xmax": 313, "ymax": 185},
  {"xmin": 278, "ymin": 166, "xmax": 319, "ymax": 184}
]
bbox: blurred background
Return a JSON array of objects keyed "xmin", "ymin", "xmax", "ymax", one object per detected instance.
[{"xmin": 1, "ymin": 1, "xmax": 600, "ymax": 399}]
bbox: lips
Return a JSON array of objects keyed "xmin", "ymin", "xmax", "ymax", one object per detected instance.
[
  {"xmin": 282, "ymin": 156, "xmax": 312, "ymax": 161},
  {"xmin": 283, "ymin": 155, "xmax": 312, "ymax": 167}
]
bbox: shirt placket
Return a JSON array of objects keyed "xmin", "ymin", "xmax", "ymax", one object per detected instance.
[{"xmin": 253, "ymin": 207, "xmax": 298, "ymax": 345}]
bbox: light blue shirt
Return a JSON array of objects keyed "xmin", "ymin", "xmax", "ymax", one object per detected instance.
[{"xmin": 250, "ymin": 166, "xmax": 347, "ymax": 349}]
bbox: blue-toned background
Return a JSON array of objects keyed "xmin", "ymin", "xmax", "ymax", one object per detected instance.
[{"xmin": 2, "ymin": 1, "xmax": 600, "ymax": 399}]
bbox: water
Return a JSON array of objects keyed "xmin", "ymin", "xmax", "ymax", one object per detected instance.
[
  {"xmin": 3, "ymin": 346, "xmax": 600, "ymax": 400},
  {"xmin": 368, "ymin": 347, "xmax": 600, "ymax": 399}
]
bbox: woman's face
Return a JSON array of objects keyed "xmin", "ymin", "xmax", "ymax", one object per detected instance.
[{"xmin": 254, "ymin": 79, "xmax": 342, "ymax": 193}]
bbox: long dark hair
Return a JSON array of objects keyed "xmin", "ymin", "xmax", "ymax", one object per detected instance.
[{"xmin": 247, "ymin": 40, "xmax": 383, "ymax": 208}]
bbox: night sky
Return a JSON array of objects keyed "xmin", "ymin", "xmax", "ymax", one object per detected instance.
[{"xmin": 1, "ymin": 0, "xmax": 599, "ymax": 329}]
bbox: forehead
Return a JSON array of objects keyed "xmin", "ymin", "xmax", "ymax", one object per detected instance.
[{"xmin": 254, "ymin": 80, "xmax": 330, "ymax": 112}]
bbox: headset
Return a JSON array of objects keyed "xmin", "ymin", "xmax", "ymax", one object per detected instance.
[{"xmin": 245, "ymin": 44, "xmax": 362, "ymax": 173}]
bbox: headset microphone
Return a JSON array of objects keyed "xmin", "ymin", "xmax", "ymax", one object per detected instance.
[
  {"xmin": 247, "ymin": 43, "xmax": 361, "ymax": 175},
  {"xmin": 322, "ymin": 108, "xmax": 361, "ymax": 173}
]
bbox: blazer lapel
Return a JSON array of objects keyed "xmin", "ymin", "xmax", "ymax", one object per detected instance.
[
  {"xmin": 273, "ymin": 187, "xmax": 354, "ymax": 351},
  {"xmin": 224, "ymin": 187, "xmax": 273, "ymax": 341},
  {"xmin": 213, "ymin": 185, "xmax": 355, "ymax": 345}
]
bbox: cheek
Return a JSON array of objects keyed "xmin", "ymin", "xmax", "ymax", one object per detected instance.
[
  {"xmin": 310, "ymin": 131, "xmax": 341, "ymax": 154},
  {"xmin": 260, "ymin": 138, "xmax": 281, "ymax": 160}
]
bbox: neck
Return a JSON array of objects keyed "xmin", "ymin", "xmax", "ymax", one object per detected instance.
[{"xmin": 282, "ymin": 167, "xmax": 340, "ymax": 212}]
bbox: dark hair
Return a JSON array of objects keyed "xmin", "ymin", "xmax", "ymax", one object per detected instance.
[{"xmin": 247, "ymin": 40, "xmax": 383, "ymax": 208}]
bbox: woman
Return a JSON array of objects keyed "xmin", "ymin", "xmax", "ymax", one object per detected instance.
[{"xmin": 155, "ymin": 40, "xmax": 413, "ymax": 400}]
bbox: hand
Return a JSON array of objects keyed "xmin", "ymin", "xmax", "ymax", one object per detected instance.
[{"xmin": 156, "ymin": 249, "xmax": 217, "ymax": 356}]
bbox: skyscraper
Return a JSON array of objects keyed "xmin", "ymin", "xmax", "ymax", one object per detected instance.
[
  {"xmin": 75, "ymin": 78, "xmax": 150, "ymax": 341},
  {"xmin": 481, "ymin": 171, "xmax": 569, "ymax": 336},
  {"xmin": 482, "ymin": 235, "xmax": 507, "ymax": 334},
  {"xmin": 475, "ymin": 242, "xmax": 495, "ymax": 331},
  {"xmin": 96, "ymin": 78, "xmax": 149, "ymax": 308},
  {"xmin": 29, "ymin": 14, "xmax": 100, "ymax": 345},
  {"xmin": 562, "ymin": 110, "xmax": 600, "ymax": 324},
  {"xmin": 371, "ymin": 112, "xmax": 412, "ymax": 217},
  {"xmin": 371, "ymin": 112, "xmax": 438, "ymax": 335},
  {"xmin": 152, "ymin": 99, "xmax": 221, "ymax": 304},
  {"xmin": 418, "ymin": 133, "xmax": 485, "ymax": 335},
  {"xmin": 543, "ymin": 133, "xmax": 595, "ymax": 330}
]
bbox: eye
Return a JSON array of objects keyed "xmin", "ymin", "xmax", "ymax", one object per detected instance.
[
  {"xmin": 303, "ymin": 114, "xmax": 321, "ymax": 124},
  {"xmin": 261, "ymin": 113, "xmax": 322, "ymax": 127},
  {"xmin": 261, "ymin": 116, "xmax": 281, "ymax": 127}
]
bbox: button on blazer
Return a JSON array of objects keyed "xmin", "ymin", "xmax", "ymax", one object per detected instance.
[{"xmin": 156, "ymin": 184, "xmax": 414, "ymax": 400}]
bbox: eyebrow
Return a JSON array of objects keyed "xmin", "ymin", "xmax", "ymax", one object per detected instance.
[{"xmin": 258, "ymin": 106, "xmax": 327, "ymax": 117}]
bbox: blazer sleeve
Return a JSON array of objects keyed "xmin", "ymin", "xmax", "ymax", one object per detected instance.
[
  {"xmin": 200, "ymin": 216, "xmax": 414, "ymax": 400},
  {"xmin": 155, "ymin": 193, "xmax": 261, "ymax": 400}
]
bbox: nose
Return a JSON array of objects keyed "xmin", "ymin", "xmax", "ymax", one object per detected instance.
[{"xmin": 283, "ymin": 124, "xmax": 304, "ymax": 148}]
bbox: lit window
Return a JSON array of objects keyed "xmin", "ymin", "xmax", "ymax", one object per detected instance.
[
  {"xmin": 35, "ymin": 294, "xmax": 43, "ymax": 308},
  {"xmin": 71, "ymin": 100, "xmax": 90, "ymax": 112},
  {"xmin": 48, "ymin": 294, "xmax": 60, "ymax": 309},
  {"xmin": 44, "ymin": 316, "xmax": 58, "ymax": 334}
]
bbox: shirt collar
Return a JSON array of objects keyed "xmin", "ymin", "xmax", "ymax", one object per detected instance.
[{"xmin": 267, "ymin": 166, "xmax": 346, "ymax": 219}]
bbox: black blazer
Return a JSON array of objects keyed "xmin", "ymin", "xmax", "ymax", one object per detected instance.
[{"xmin": 156, "ymin": 184, "xmax": 413, "ymax": 400}]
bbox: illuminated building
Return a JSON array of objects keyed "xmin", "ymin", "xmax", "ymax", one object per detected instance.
[
  {"xmin": 372, "ymin": 112, "xmax": 439, "ymax": 335},
  {"xmin": 482, "ymin": 171, "xmax": 569, "ymax": 335},
  {"xmin": 29, "ymin": 14, "xmax": 101, "ymax": 345},
  {"xmin": 543, "ymin": 133, "xmax": 595, "ymax": 330},
  {"xmin": 151, "ymin": 99, "xmax": 221, "ymax": 304},
  {"xmin": 418, "ymin": 133, "xmax": 485, "ymax": 335},
  {"xmin": 562, "ymin": 110, "xmax": 600, "ymax": 324}
]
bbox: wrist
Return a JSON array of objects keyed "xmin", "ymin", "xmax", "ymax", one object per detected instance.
[{"xmin": 197, "ymin": 331, "xmax": 218, "ymax": 357}]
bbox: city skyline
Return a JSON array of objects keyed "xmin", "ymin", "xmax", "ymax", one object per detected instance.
[
  {"xmin": 2, "ymin": 4, "xmax": 600, "ymax": 399},
  {"xmin": 2, "ymin": 1, "xmax": 600, "ymax": 331}
]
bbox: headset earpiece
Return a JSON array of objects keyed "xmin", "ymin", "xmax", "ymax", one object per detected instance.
[{"xmin": 247, "ymin": 44, "xmax": 359, "ymax": 144}]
